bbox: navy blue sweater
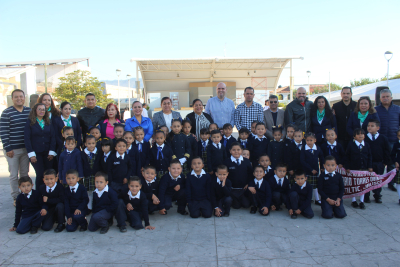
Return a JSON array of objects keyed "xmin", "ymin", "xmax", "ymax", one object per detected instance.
[
  {"xmin": 186, "ymin": 134, "xmax": 198, "ymax": 160},
  {"xmin": 64, "ymin": 184, "xmax": 89, "ymax": 218},
  {"xmin": 58, "ymin": 148, "xmax": 84, "ymax": 183},
  {"xmin": 248, "ymin": 178, "xmax": 272, "ymax": 208},
  {"xmin": 186, "ymin": 172, "xmax": 211, "ymax": 203},
  {"xmin": 285, "ymin": 140, "xmax": 305, "ymax": 172},
  {"xmin": 250, "ymin": 137, "xmax": 269, "ymax": 164},
  {"xmin": 126, "ymin": 145, "xmax": 139, "ymax": 176},
  {"xmin": 320, "ymin": 142, "xmax": 346, "ymax": 166},
  {"xmin": 141, "ymin": 177, "xmax": 159, "ymax": 201},
  {"xmin": 317, "ymin": 172, "xmax": 345, "ymax": 201},
  {"xmin": 375, "ymin": 103, "xmax": 400, "ymax": 143},
  {"xmin": 300, "ymin": 145, "xmax": 325, "ymax": 175},
  {"xmin": 39, "ymin": 183, "xmax": 64, "ymax": 210},
  {"xmin": 107, "ymin": 152, "xmax": 133, "ymax": 184},
  {"xmin": 346, "ymin": 112, "xmax": 380, "ymax": 137},
  {"xmin": 14, "ymin": 190, "xmax": 43, "ymax": 227},
  {"xmin": 121, "ymin": 188, "xmax": 150, "ymax": 226},
  {"xmin": 197, "ymin": 140, "xmax": 209, "ymax": 157},
  {"xmin": 287, "ymin": 182, "xmax": 313, "ymax": 211},
  {"xmin": 207, "ymin": 143, "xmax": 227, "ymax": 171},
  {"xmin": 149, "ymin": 144, "xmax": 173, "ymax": 173},
  {"xmin": 310, "ymin": 115, "xmax": 337, "ymax": 144},
  {"xmin": 222, "ymin": 135, "xmax": 237, "ymax": 154},
  {"xmin": 238, "ymin": 138, "xmax": 253, "ymax": 150},
  {"xmin": 364, "ymin": 134, "xmax": 391, "ymax": 165},
  {"xmin": 223, "ymin": 157, "xmax": 253, "ymax": 188},
  {"xmin": 345, "ymin": 141, "xmax": 372, "ymax": 170},
  {"xmin": 391, "ymin": 142, "xmax": 400, "ymax": 165},
  {"xmin": 268, "ymin": 176, "xmax": 290, "ymax": 196},
  {"xmin": 53, "ymin": 115, "xmax": 82, "ymax": 149},
  {"xmin": 158, "ymin": 173, "xmax": 186, "ymax": 210},
  {"xmin": 100, "ymin": 152, "xmax": 111, "ymax": 174},
  {"xmin": 167, "ymin": 133, "xmax": 191, "ymax": 159},
  {"xmin": 210, "ymin": 178, "xmax": 232, "ymax": 209},
  {"xmin": 267, "ymin": 140, "xmax": 286, "ymax": 169},
  {"xmin": 81, "ymin": 150, "xmax": 102, "ymax": 178},
  {"xmin": 132, "ymin": 141, "xmax": 150, "ymax": 171},
  {"xmin": 92, "ymin": 187, "xmax": 119, "ymax": 214},
  {"xmin": 24, "ymin": 120, "xmax": 56, "ymax": 155}
]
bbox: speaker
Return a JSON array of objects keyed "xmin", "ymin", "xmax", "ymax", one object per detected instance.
[{"xmin": 375, "ymin": 86, "xmax": 389, "ymax": 106}]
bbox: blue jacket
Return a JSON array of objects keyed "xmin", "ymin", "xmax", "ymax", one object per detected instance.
[
  {"xmin": 375, "ymin": 103, "xmax": 400, "ymax": 143},
  {"xmin": 24, "ymin": 119, "xmax": 56, "ymax": 156},
  {"xmin": 346, "ymin": 112, "xmax": 380, "ymax": 137},
  {"xmin": 53, "ymin": 116, "xmax": 82, "ymax": 149},
  {"xmin": 124, "ymin": 116, "xmax": 153, "ymax": 142},
  {"xmin": 310, "ymin": 114, "xmax": 337, "ymax": 144},
  {"xmin": 58, "ymin": 148, "xmax": 84, "ymax": 183}
]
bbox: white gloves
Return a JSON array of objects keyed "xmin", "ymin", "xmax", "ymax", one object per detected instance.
[{"xmin": 179, "ymin": 158, "xmax": 187, "ymax": 165}]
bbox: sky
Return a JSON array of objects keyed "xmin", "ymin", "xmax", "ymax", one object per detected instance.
[{"xmin": 1, "ymin": 0, "xmax": 399, "ymax": 88}]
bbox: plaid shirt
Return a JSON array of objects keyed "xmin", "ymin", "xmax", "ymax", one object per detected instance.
[{"xmin": 234, "ymin": 101, "xmax": 263, "ymax": 130}]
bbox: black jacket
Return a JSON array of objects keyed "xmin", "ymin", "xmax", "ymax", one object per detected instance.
[
  {"xmin": 332, "ymin": 100, "xmax": 357, "ymax": 142},
  {"xmin": 284, "ymin": 98, "xmax": 313, "ymax": 133},
  {"xmin": 77, "ymin": 106, "xmax": 105, "ymax": 137}
]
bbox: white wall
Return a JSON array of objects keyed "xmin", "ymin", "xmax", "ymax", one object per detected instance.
[{"xmin": 35, "ymin": 63, "xmax": 91, "ymax": 88}]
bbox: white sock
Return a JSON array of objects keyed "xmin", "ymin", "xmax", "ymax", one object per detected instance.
[
  {"xmin": 352, "ymin": 197, "xmax": 356, "ymax": 202},
  {"xmin": 396, "ymin": 184, "xmax": 400, "ymax": 198},
  {"xmin": 313, "ymin": 189, "xmax": 320, "ymax": 201},
  {"xmin": 87, "ymin": 192, "xmax": 93, "ymax": 210},
  {"xmin": 360, "ymin": 194, "xmax": 364, "ymax": 202}
]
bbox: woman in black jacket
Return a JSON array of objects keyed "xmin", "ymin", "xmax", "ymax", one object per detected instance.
[{"xmin": 185, "ymin": 99, "xmax": 214, "ymax": 139}]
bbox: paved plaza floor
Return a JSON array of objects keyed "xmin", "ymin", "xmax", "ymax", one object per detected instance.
[{"xmin": 1, "ymin": 150, "xmax": 400, "ymax": 266}]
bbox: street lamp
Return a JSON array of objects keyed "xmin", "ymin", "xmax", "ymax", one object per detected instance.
[
  {"xmin": 307, "ymin": 70, "xmax": 311, "ymax": 97},
  {"xmin": 384, "ymin": 51, "xmax": 393, "ymax": 87},
  {"xmin": 126, "ymin": 74, "xmax": 131, "ymax": 110},
  {"xmin": 116, "ymin": 69, "xmax": 121, "ymax": 111}
]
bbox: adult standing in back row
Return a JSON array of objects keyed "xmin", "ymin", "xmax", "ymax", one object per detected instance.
[
  {"xmin": 205, "ymin": 82, "xmax": 235, "ymax": 128},
  {"xmin": 234, "ymin": 87, "xmax": 263, "ymax": 131},
  {"xmin": 0, "ymin": 89, "xmax": 31, "ymax": 205},
  {"xmin": 284, "ymin": 87, "xmax": 313, "ymax": 133},
  {"xmin": 77, "ymin": 93, "xmax": 105, "ymax": 141}
]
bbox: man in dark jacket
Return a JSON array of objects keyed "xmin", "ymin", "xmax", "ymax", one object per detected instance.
[
  {"xmin": 77, "ymin": 93, "xmax": 105, "ymax": 141},
  {"xmin": 284, "ymin": 87, "xmax": 313, "ymax": 133},
  {"xmin": 332, "ymin": 87, "xmax": 357, "ymax": 151},
  {"xmin": 375, "ymin": 89, "xmax": 400, "ymax": 191}
]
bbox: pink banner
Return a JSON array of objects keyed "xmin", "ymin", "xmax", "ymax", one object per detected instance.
[{"xmin": 335, "ymin": 168, "xmax": 396, "ymax": 198}]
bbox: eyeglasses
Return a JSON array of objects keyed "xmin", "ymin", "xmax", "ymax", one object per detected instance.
[{"xmin": 269, "ymin": 101, "xmax": 278, "ymax": 104}]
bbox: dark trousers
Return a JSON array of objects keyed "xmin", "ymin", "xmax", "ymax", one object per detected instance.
[
  {"xmin": 163, "ymin": 189, "xmax": 187, "ymax": 213},
  {"xmin": 148, "ymin": 202, "xmax": 159, "ymax": 213},
  {"xmin": 249, "ymin": 192, "xmax": 270, "ymax": 216},
  {"xmin": 16, "ymin": 211, "xmax": 45, "ymax": 234},
  {"xmin": 31, "ymin": 151, "xmax": 54, "ymax": 189},
  {"xmin": 231, "ymin": 189, "xmax": 251, "ymax": 209},
  {"xmin": 188, "ymin": 199, "xmax": 212, "ymax": 218},
  {"xmin": 272, "ymin": 192, "xmax": 288, "ymax": 208},
  {"xmin": 89, "ymin": 209, "xmax": 113, "ymax": 231},
  {"xmin": 215, "ymin": 196, "xmax": 233, "ymax": 216},
  {"xmin": 41, "ymin": 203, "xmax": 65, "ymax": 231},
  {"xmin": 110, "ymin": 182, "xmax": 125, "ymax": 198},
  {"xmin": 66, "ymin": 211, "xmax": 87, "ymax": 232},
  {"xmin": 115, "ymin": 199, "xmax": 144, "ymax": 229},
  {"xmin": 289, "ymin": 191, "xmax": 314, "ymax": 218},
  {"xmin": 365, "ymin": 162, "xmax": 384, "ymax": 200},
  {"xmin": 321, "ymin": 199, "xmax": 347, "ymax": 219}
]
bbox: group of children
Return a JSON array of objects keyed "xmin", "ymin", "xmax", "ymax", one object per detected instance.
[{"xmin": 10, "ymin": 117, "xmax": 400, "ymax": 235}]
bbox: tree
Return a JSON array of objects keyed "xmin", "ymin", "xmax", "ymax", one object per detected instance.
[
  {"xmin": 350, "ymin": 78, "xmax": 379, "ymax": 87},
  {"xmin": 312, "ymin": 83, "xmax": 342, "ymax": 94},
  {"xmin": 53, "ymin": 70, "xmax": 112, "ymax": 110},
  {"xmin": 381, "ymin": 73, "xmax": 400, "ymax": 81}
]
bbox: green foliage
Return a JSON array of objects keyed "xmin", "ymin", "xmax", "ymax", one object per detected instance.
[
  {"xmin": 54, "ymin": 70, "xmax": 112, "ymax": 110},
  {"xmin": 350, "ymin": 78, "xmax": 379, "ymax": 87},
  {"xmin": 312, "ymin": 83, "xmax": 342, "ymax": 94},
  {"xmin": 381, "ymin": 73, "xmax": 400, "ymax": 81}
]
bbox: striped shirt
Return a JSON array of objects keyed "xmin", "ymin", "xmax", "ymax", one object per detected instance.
[
  {"xmin": 0, "ymin": 106, "xmax": 31, "ymax": 152},
  {"xmin": 234, "ymin": 101, "xmax": 263, "ymax": 130}
]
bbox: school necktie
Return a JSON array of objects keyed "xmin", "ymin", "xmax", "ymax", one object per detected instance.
[
  {"xmin": 236, "ymin": 159, "xmax": 240, "ymax": 166},
  {"xmin": 256, "ymin": 182, "xmax": 260, "ymax": 189},
  {"xmin": 104, "ymin": 155, "xmax": 108, "ymax": 162},
  {"xmin": 138, "ymin": 143, "xmax": 142, "ymax": 152},
  {"xmin": 67, "ymin": 151, "xmax": 71, "ymax": 154},
  {"xmin": 71, "ymin": 188, "xmax": 75, "ymax": 194},
  {"xmin": 197, "ymin": 175, "xmax": 201, "ymax": 178},
  {"xmin": 89, "ymin": 152, "xmax": 94, "ymax": 160},
  {"xmin": 24, "ymin": 194, "xmax": 29, "ymax": 199},
  {"xmin": 328, "ymin": 173, "xmax": 333, "ymax": 178},
  {"xmin": 308, "ymin": 149, "xmax": 314, "ymax": 154},
  {"xmin": 157, "ymin": 146, "xmax": 164, "ymax": 160},
  {"xmin": 202, "ymin": 141, "xmax": 207, "ymax": 152},
  {"xmin": 223, "ymin": 138, "xmax": 227, "ymax": 147},
  {"xmin": 372, "ymin": 135, "xmax": 376, "ymax": 141},
  {"xmin": 297, "ymin": 144, "xmax": 302, "ymax": 150},
  {"xmin": 278, "ymin": 179, "xmax": 282, "ymax": 186},
  {"xmin": 359, "ymin": 144, "xmax": 363, "ymax": 150},
  {"xmin": 118, "ymin": 156, "xmax": 122, "ymax": 159},
  {"xmin": 127, "ymin": 148, "xmax": 130, "ymax": 154},
  {"xmin": 241, "ymin": 141, "xmax": 246, "ymax": 148},
  {"xmin": 329, "ymin": 145, "xmax": 335, "ymax": 155},
  {"xmin": 48, "ymin": 188, "xmax": 52, "ymax": 193}
]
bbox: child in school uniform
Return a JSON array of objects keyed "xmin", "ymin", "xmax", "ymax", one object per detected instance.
[
  {"xmin": 81, "ymin": 135, "xmax": 102, "ymax": 210},
  {"xmin": 321, "ymin": 129, "xmax": 345, "ymax": 169},
  {"xmin": 248, "ymin": 165, "xmax": 272, "ymax": 216},
  {"xmin": 141, "ymin": 165, "xmax": 161, "ymax": 214},
  {"xmin": 158, "ymin": 159, "xmax": 188, "ymax": 215},
  {"xmin": 186, "ymin": 157, "xmax": 212, "ymax": 218},
  {"xmin": 390, "ymin": 129, "xmax": 400, "ymax": 205},
  {"xmin": 124, "ymin": 131, "xmax": 138, "ymax": 176},
  {"xmin": 116, "ymin": 176, "xmax": 156, "ymax": 232},
  {"xmin": 113, "ymin": 123, "xmax": 125, "ymax": 147},
  {"xmin": 9, "ymin": 176, "xmax": 46, "ymax": 234},
  {"xmin": 287, "ymin": 170, "xmax": 314, "ymax": 219},
  {"xmin": 64, "ymin": 169, "xmax": 89, "ymax": 232},
  {"xmin": 222, "ymin": 123, "xmax": 237, "ymax": 155},
  {"xmin": 284, "ymin": 124, "xmax": 296, "ymax": 144},
  {"xmin": 88, "ymin": 172, "xmax": 119, "ymax": 234},
  {"xmin": 133, "ymin": 126, "xmax": 151, "ymax": 175},
  {"xmin": 167, "ymin": 119, "xmax": 191, "ymax": 175},
  {"xmin": 39, "ymin": 169, "xmax": 65, "ymax": 232},
  {"xmin": 207, "ymin": 130, "xmax": 227, "ymax": 174},
  {"xmin": 242, "ymin": 148, "xmax": 250, "ymax": 161},
  {"xmin": 300, "ymin": 132, "xmax": 325, "ymax": 206},
  {"xmin": 317, "ymin": 156, "xmax": 347, "ymax": 219},
  {"xmin": 89, "ymin": 126, "xmax": 102, "ymax": 151},
  {"xmin": 364, "ymin": 119, "xmax": 391, "ymax": 203},
  {"xmin": 58, "ymin": 136, "xmax": 84, "ymax": 187},
  {"xmin": 269, "ymin": 163, "xmax": 290, "ymax": 211},
  {"xmin": 150, "ymin": 130, "xmax": 173, "ymax": 179},
  {"xmin": 223, "ymin": 142, "xmax": 253, "ymax": 209},
  {"xmin": 285, "ymin": 129, "xmax": 305, "ymax": 184},
  {"xmin": 198, "ymin": 128, "xmax": 210, "ymax": 172},
  {"xmin": 211, "ymin": 165, "xmax": 232, "ymax": 217},
  {"xmin": 56, "ymin": 126, "xmax": 74, "ymax": 164},
  {"xmin": 345, "ymin": 128, "xmax": 373, "ymax": 209},
  {"xmin": 259, "ymin": 154, "xmax": 274, "ymax": 180},
  {"xmin": 108, "ymin": 139, "xmax": 133, "ymax": 197},
  {"xmin": 238, "ymin": 128, "xmax": 253, "ymax": 150},
  {"xmin": 249, "ymin": 121, "xmax": 258, "ymax": 140},
  {"xmin": 208, "ymin": 123, "xmax": 219, "ymax": 132},
  {"xmin": 182, "ymin": 120, "xmax": 198, "ymax": 166},
  {"xmin": 267, "ymin": 126, "xmax": 285, "ymax": 169},
  {"xmin": 250, "ymin": 122, "xmax": 269, "ymax": 167},
  {"xmin": 100, "ymin": 138, "xmax": 113, "ymax": 173}
]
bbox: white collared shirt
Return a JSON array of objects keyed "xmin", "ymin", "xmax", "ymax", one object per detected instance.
[
  {"xmin": 191, "ymin": 169, "xmax": 206, "ymax": 178},
  {"xmin": 264, "ymin": 166, "xmax": 272, "ymax": 174},
  {"xmin": 116, "ymin": 151, "xmax": 125, "ymax": 160},
  {"xmin": 104, "ymin": 151, "xmax": 111, "ymax": 162},
  {"xmin": 94, "ymin": 184, "xmax": 109, "ymax": 198},
  {"xmin": 224, "ymin": 135, "xmax": 232, "ymax": 140},
  {"xmin": 324, "ymin": 169, "xmax": 336, "ymax": 176},
  {"xmin": 294, "ymin": 141, "xmax": 303, "ymax": 149},
  {"xmin": 136, "ymin": 140, "xmax": 144, "ymax": 144},
  {"xmin": 201, "ymin": 139, "xmax": 209, "ymax": 146},
  {"xmin": 216, "ymin": 177, "xmax": 222, "ymax": 185},
  {"xmin": 355, "ymin": 140, "xmax": 365, "ymax": 147},
  {"xmin": 146, "ymin": 178, "xmax": 157, "ymax": 185},
  {"xmin": 274, "ymin": 174, "xmax": 284, "ymax": 185},
  {"xmin": 367, "ymin": 133, "xmax": 379, "ymax": 141},
  {"xmin": 24, "ymin": 190, "xmax": 32, "ymax": 198},
  {"xmin": 213, "ymin": 142, "xmax": 221, "ymax": 149},
  {"xmin": 156, "ymin": 143, "xmax": 165, "ymax": 149},
  {"xmin": 46, "ymin": 184, "xmax": 57, "ymax": 193},
  {"xmin": 255, "ymin": 135, "xmax": 266, "ymax": 141},
  {"xmin": 327, "ymin": 141, "xmax": 337, "ymax": 147},
  {"xmin": 239, "ymin": 139, "xmax": 247, "ymax": 143},
  {"xmin": 127, "ymin": 145, "xmax": 132, "ymax": 153},
  {"xmin": 84, "ymin": 147, "xmax": 97, "ymax": 156},
  {"xmin": 306, "ymin": 144, "xmax": 317, "ymax": 151},
  {"xmin": 169, "ymin": 172, "xmax": 181, "ymax": 181},
  {"xmin": 231, "ymin": 155, "xmax": 244, "ymax": 164},
  {"xmin": 254, "ymin": 178, "xmax": 263, "ymax": 187},
  {"xmin": 301, "ymin": 182, "xmax": 307, "ymax": 189},
  {"xmin": 128, "ymin": 190, "xmax": 141, "ymax": 200},
  {"xmin": 69, "ymin": 183, "xmax": 79, "ymax": 193}
]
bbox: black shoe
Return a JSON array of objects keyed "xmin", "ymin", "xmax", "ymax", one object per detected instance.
[
  {"xmin": 30, "ymin": 227, "xmax": 38, "ymax": 234},
  {"xmin": 351, "ymin": 201, "xmax": 359, "ymax": 208},
  {"xmin": 100, "ymin": 226, "xmax": 109, "ymax": 234},
  {"xmin": 275, "ymin": 206, "xmax": 282, "ymax": 211},
  {"xmin": 364, "ymin": 198, "xmax": 371, "ymax": 203},
  {"xmin": 224, "ymin": 213, "xmax": 230, "ymax": 217},
  {"xmin": 120, "ymin": 226, "xmax": 127, "ymax": 232},
  {"xmin": 389, "ymin": 184, "xmax": 397, "ymax": 192},
  {"xmin": 250, "ymin": 207, "xmax": 257, "ymax": 214},
  {"xmin": 79, "ymin": 224, "xmax": 88, "ymax": 232},
  {"xmin": 87, "ymin": 209, "xmax": 92, "ymax": 216},
  {"xmin": 359, "ymin": 202, "xmax": 366, "ymax": 209},
  {"xmin": 315, "ymin": 200, "xmax": 321, "ymax": 206},
  {"xmin": 54, "ymin": 224, "xmax": 65, "ymax": 233},
  {"xmin": 178, "ymin": 210, "xmax": 188, "ymax": 215},
  {"xmin": 398, "ymin": 199, "xmax": 400, "ymax": 205},
  {"xmin": 291, "ymin": 214, "xmax": 297, "ymax": 219},
  {"xmin": 108, "ymin": 218, "xmax": 114, "ymax": 226},
  {"xmin": 375, "ymin": 198, "xmax": 382, "ymax": 204}
]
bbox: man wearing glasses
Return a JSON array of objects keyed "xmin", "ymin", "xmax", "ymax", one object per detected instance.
[
  {"xmin": 205, "ymin": 82, "xmax": 235, "ymax": 128},
  {"xmin": 263, "ymin": 95, "xmax": 286, "ymax": 139},
  {"xmin": 234, "ymin": 87, "xmax": 263, "ymax": 131}
]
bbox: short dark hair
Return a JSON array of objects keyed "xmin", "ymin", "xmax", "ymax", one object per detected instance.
[
  {"xmin": 216, "ymin": 165, "xmax": 228, "ymax": 172},
  {"xmin": 95, "ymin": 171, "xmax": 108, "ymax": 181},
  {"xmin": 115, "ymin": 138, "xmax": 127, "ymax": 146},
  {"xmin": 294, "ymin": 169, "xmax": 306, "ymax": 177},
  {"xmin": 114, "ymin": 123, "xmax": 125, "ymax": 131},
  {"xmin": 324, "ymin": 155, "xmax": 336, "ymax": 163},
  {"xmin": 191, "ymin": 156, "xmax": 203, "ymax": 163},
  {"xmin": 123, "ymin": 131, "xmax": 135, "ymax": 138},
  {"xmin": 210, "ymin": 129, "xmax": 221, "ymax": 136},
  {"xmin": 304, "ymin": 132, "xmax": 316, "ymax": 139},
  {"xmin": 353, "ymin": 128, "xmax": 365, "ymax": 137},
  {"xmin": 85, "ymin": 93, "xmax": 95, "ymax": 98},
  {"xmin": 255, "ymin": 122, "xmax": 265, "ymax": 128},
  {"xmin": 170, "ymin": 159, "xmax": 181, "ymax": 167},
  {"xmin": 269, "ymin": 94, "xmax": 278, "ymax": 100},
  {"xmin": 200, "ymin": 128, "xmax": 210, "ymax": 135},
  {"xmin": 275, "ymin": 163, "xmax": 287, "ymax": 170},
  {"xmin": 209, "ymin": 123, "xmax": 219, "ymax": 130},
  {"xmin": 143, "ymin": 165, "xmax": 157, "ymax": 172},
  {"xmin": 286, "ymin": 124, "xmax": 297, "ymax": 131},
  {"xmin": 258, "ymin": 154, "xmax": 270, "ymax": 161},
  {"xmin": 44, "ymin": 169, "xmax": 57, "ymax": 177},
  {"xmin": 244, "ymin": 86, "xmax": 254, "ymax": 93},
  {"xmin": 66, "ymin": 169, "xmax": 79, "ymax": 177},
  {"xmin": 229, "ymin": 142, "xmax": 242, "ymax": 150},
  {"xmin": 368, "ymin": 119, "xmax": 380, "ymax": 127},
  {"xmin": 65, "ymin": 136, "xmax": 76, "ymax": 143},
  {"xmin": 134, "ymin": 126, "xmax": 144, "ymax": 133},
  {"xmin": 11, "ymin": 89, "xmax": 25, "ymax": 98},
  {"xmin": 251, "ymin": 121, "xmax": 258, "ymax": 126},
  {"xmin": 223, "ymin": 123, "xmax": 232, "ymax": 130},
  {"xmin": 239, "ymin": 128, "xmax": 250, "ymax": 135},
  {"xmin": 18, "ymin": 176, "xmax": 32, "ymax": 186},
  {"xmin": 101, "ymin": 137, "xmax": 114, "ymax": 150},
  {"xmin": 85, "ymin": 135, "xmax": 96, "ymax": 142},
  {"xmin": 342, "ymin": 86, "xmax": 352, "ymax": 93},
  {"xmin": 192, "ymin": 98, "xmax": 203, "ymax": 106},
  {"xmin": 253, "ymin": 165, "xmax": 264, "ymax": 172},
  {"xmin": 161, "ymin": 97, "xmax": 171, "ymax": 105},
  {"xmin": 129, "ymin": 176, "xmax": 142, "ymax": 185},
  {"xmin": 89, "ymin": 127, "xmax": 100, "ymax": 134}
]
